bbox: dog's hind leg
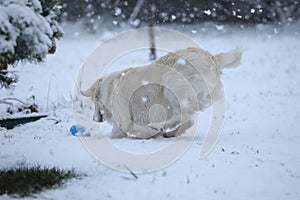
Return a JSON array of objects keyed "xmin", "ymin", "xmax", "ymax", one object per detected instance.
[{"xmin": 162, "ymin": 120, "xmax": 193, "ymax": 138}]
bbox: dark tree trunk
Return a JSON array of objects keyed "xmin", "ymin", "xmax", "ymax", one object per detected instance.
[
  {"xmin": 48, "ymin": 39, "xmax": 57, "ymax": 54},
  {"xmin": 0, "ymin": 62, "xmax": 8, "ymax": 75},
  {"xmin": 146, "ymin": 0, "xmax": 156, "ymax": 61},
  {"xmin": 0, "ymin": 62, "xmax": 18, "ymax": 89}
]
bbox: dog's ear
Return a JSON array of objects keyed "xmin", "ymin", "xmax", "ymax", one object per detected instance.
[{"xmin": 81, "ymin": 79, "xmax": 101, "ymax": 97}]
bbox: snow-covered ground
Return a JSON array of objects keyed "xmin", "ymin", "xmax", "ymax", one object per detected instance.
[{"xmin": 1, "ymin": 22, "xmax": 300, "ymax": 200}]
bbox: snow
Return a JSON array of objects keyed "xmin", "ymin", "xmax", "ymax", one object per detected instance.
[
  {"xmin": 141, "ymin": 96, "xmax": 148, "ymax": 103},
  {"xmin": 1, "ymin": 22, "xmax": 300, "ymax": 199},
  {"xmin": 0, "ymin": 0, "xmax": 62, "ymax": 65},
  {"xmin": 204, "ymin": 9, "xmax": 212, "ymax": 16},
  {"xmin": 114, "ymin": 7, "xmax": 122, "ymax": 16},
  {"xmin": 177, "ymin": 58, "xmax": 186, "ymax": 65}
]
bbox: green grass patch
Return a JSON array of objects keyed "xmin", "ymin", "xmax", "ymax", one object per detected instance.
[{"xmin": 0, "ymin": 165, "xmax": 81, "ymax": 197}]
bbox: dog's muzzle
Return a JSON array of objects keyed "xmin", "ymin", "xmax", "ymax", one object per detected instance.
[
  {"xmin": 99, "ymin": 112, "xmax": 104, "ymax": 122},
  {"xmin": 93, "ymin": 110, "xmax": 104, "ymax": 122}
]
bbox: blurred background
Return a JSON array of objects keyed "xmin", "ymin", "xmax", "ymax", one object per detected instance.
[{"xmin": 58, "ymin": 0, "xmax": 300, "ymax": 32}]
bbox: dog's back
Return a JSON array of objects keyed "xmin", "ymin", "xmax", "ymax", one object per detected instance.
[{"xmin": 155, "ymin": 47, "xmax": 242, "ymax": 108}]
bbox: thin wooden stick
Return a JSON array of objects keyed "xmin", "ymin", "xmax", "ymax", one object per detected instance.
[
  {"xmin": 123, "ymin": 165, "xmax": 138, "ymax": 180},
  {"xmin": 146, "ymin": 0, "xmax": 156, "ymax": 61}
]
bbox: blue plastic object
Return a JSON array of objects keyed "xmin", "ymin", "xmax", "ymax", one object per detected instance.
[{"xmin": 70, "ymin": 125, "xmax": 90, "ymax": 137}]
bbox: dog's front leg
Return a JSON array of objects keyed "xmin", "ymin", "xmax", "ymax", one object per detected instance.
[
  {"xmin": 93, "ymin": 103, "xmax": 103, "ymax": 122},
  {"xmin": 111, "ymin": 123, "xmax": 127, "ymax": 138}
]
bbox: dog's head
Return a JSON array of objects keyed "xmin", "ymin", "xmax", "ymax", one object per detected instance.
[{"xmin": 81, "ymin": 78, "xmax": 110, "ymax": 123}]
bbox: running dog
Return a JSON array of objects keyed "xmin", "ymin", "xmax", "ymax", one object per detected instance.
[{"xmin": 81, "ymin": 47, "xmax": 242, "ymax": 138}]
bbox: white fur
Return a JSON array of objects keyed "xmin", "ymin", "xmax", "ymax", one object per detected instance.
[{"xmin": 82, "ymin": 47, "xmax": 242, "ymax": 138}]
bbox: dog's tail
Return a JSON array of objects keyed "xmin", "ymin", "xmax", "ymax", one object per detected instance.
[{"xmin": 212, "ymin": 47, "xmax": 242, "ymax": 69}]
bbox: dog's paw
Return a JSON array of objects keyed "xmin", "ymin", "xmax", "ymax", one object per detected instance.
[
  {"xmin": 111, "ymin": 133, "xmax": 127, "ymax": 139},
  {"xmin": 111, "ymin": 125, "xmax": 127, "ymax": 138},
  {"xmin": 162, "ymin": 129, "xmax": 178, "ymax": 138}
]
